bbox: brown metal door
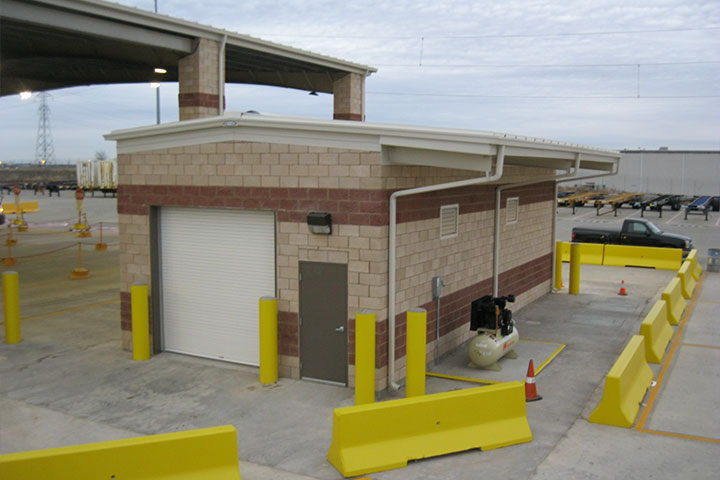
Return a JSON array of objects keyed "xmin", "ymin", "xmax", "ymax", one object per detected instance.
[{"xmin": 299, "ymin": 261, "xmax": 348, "ymax": 385}]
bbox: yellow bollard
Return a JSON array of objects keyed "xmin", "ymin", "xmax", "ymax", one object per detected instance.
[
  {"xmin": 569, "ymin": 243, "xmax": 581, "ymax": 295},
  {"xmin": 554, "ymin": 241, "xmax": 564, "ymax": 290},
  {"xmin": 131, "ymin": 284, "xmax": 150, "ymax": 361},
  {"xmin": 354, "ymin": 309, "xmax": 376, "ymax": 405},
  {"xmin": 3, "ymin": 271, "xmax": 22, "ymax": 344},
  {"xmin": 70, "ymin": 242, "xmax": 89, "ymax": 279},
  {"xmin": 95, "ymin": 221, "xmax": 107, "ymax": 251},
  {"xmin": 259, "ymin": 296, "xmax": 278, "ymax": 384},
  {"xmin": 406, "ymin": 308, "xmax": 427, "ymax": 397}
]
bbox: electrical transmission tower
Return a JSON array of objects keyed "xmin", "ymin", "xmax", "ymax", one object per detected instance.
[{"xmin": 35, "ymin": 92, "xmax": 56, "ymax": 165}]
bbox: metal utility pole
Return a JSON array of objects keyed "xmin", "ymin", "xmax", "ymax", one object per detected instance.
[{"xmin": 35, "ymin": 92, "xmax": 55, "ymax": 165}]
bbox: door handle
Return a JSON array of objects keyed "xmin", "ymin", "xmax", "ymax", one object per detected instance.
[{"xmin": 335, "ymin": 326, "xmax": 345, "ymax": 333}]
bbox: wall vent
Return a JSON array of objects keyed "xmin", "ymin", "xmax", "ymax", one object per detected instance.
[
  {"xmin": 440, "ymin": 204, "xmax": 459, "ymax": 239},
  {"xmin": 506, "ymin": 197, "xmax": 519, "ymax": 224}
]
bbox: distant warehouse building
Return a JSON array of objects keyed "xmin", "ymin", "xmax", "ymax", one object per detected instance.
[
  {"xmin": 592, "ymin": 149, "xmax": 720, "ymax": 196},
  {"xmin": 106, "ymin": 114, "xmax": 619, "ymax": 391}
]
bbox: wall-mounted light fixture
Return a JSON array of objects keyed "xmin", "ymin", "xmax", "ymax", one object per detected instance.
[{"xmin": 307, "ymin": 212, "xmax": 332, "ymax": 235}]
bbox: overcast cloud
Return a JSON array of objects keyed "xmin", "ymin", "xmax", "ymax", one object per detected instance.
[{"xmin": 1, "ymin": 0, "xmax": 718, "ymax": 162}]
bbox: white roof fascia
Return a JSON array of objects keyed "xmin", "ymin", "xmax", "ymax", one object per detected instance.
[
  {"xmin": 105, "ymin": 113, "xmax": 620, "ymax": 173},
  {"xmin": 37, "ymin": 0, "xmax": 376, "ymax": 76}
]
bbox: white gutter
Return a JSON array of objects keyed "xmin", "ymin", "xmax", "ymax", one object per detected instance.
[
  {"xmin": 387, "ymin": 145, "xmax": 506, "ymax": 390},
  {"xmin": 492, "ymin": 154, "xmax": 583, "ymax": 296},
  {"xmin": 218, "ymin": 34, "xmax": 227, "ymax": 116}
]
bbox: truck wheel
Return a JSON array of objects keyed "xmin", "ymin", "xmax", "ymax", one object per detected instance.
[{"xmin": 671, "ymin": 203, "xmax": 680, "ymax": 211}]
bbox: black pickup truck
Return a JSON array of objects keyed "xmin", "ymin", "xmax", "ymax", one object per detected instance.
[{"xmin": 571, "ymin": 218, "xmax": 693, "ymax": 253}]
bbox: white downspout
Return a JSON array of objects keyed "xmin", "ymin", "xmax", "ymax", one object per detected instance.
[
  {"xmin": 387, "ymin": 145, "xmax": 506, "ymax": 390},
  {"xmin": 218, "ymin": 35, "xmax": 227, "ymax": 116},
  {"xmin": 492, "ymin": 154, "xmax": 584, "ymax": 296}
]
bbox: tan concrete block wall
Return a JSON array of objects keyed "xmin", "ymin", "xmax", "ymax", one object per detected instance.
[
  {"xmin": 499, "ymin": 200, "xmax": 555, "ymax": 272},
  {"xmin": 118, "ymin": 213, "xmax": 151, "ymax": 293},
  {"xmin": 277, "ymin": 222, "xmax": 388, "ymax": 321},
  {"xmin": 395, "ymin": 210, "xmax": 494, "ymax": 315}
]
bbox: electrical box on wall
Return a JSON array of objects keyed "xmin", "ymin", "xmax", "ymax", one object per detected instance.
[{"xmin": 432, "ymin": 276, "xmax": 444, "ymax": 299}]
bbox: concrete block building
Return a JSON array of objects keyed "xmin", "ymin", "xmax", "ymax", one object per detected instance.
[{"xmin": 106, "ymin": 115, "xmax": 619, "ymax": 390}]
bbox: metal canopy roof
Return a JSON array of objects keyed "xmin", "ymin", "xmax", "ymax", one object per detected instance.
[
  {"xmin": 105, "ymin": 112, "xmax": 621, "ymax": 174},
  {"xmin": 0, "ymin": 0, "xmax": 376, "ymax": 96}
]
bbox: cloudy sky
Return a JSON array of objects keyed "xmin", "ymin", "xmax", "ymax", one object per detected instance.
[{"xmin": 1, "ymin": 0, "xmax": 718, "ymax": 163}]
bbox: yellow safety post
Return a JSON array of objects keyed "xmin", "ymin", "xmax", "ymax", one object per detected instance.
[
  {"xmin": 569, "ymin": 242, "xmax": 581, "ymax": 295},
  {"xmin": 78, "ymin": 213, "xmax": 91, "ymax": 238},
  {"xmin": 554, "ymin": 241, "xmax": 563, "ymax": 289},
  {"xmin": 4, "ymin": 226, "xmax": 17, "ymax": 247},
  {"xmin": 131, "ymin": 284, "xmax": 150, "ymax": 361},
  {"xmin": 95, "ymin": 222, "xmax": 107, "ymax": 251},
  {"xmin": 3, "ymin": 271, "xmax": 21, "ymax": 344},
  {"xmin": 2, "ymin": 240, "xmax": 18, "ymax": 266},
  {"xmin": 259, "ymin": 296, "xmax": 278, "ymax": 384},
  {"xmin": 12, "ymin": 186, "xmax": 22, "ymax": 226},
  {"xmin": 355, "ymin": 309, "xmax": 376, "ymax": 405},
  {"xmin": 70, "ymin": 242, "xmax": 89, "ymax": 279},
  {"xmin": 74, "ymin": 189, "xmax": 86, "ymax": 230},
  {"xmin": 406, "ymin": 308, "xmax": 427, "ymax": 397}
]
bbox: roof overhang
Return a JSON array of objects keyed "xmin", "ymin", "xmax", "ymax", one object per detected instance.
[
  {"xmin": 0, "ymin": 0, "xmax": 376, "ymax": 96},
  {"xmin": 105, "ymin": 113, "xmax": 620, "ymax": 175}
]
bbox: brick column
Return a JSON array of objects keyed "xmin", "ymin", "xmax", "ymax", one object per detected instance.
[
  {"xmin": 178, "ymin": 38, "xmax": 223, "ymax": 120},
  {"xmin": 333, "ymin": 73, "xmax": 365, "ymax": 121}
]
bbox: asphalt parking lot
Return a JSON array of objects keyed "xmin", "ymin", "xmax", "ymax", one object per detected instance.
[{"xmin": 1, "ymin": 195, "xmax": 718, "ymax": 479}]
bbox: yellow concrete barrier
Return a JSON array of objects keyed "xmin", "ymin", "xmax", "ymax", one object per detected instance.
[
  {"xmin": 327, "ymin": 382, "xmax": 532, "ymax": 477},
  {"xmin": 559, "ymin": 242, "xmax": 604, "ymax": 265},
  {"xmin": 259, "ymin": 296, "xmax": 278, "ymax": 384},
  {"xmin": 2, "ymin": 203, "xmax": 17, "ymax": 214},
  {"xmin": 603, "ymin": 245, "xmax": 682, "ymax": 270},
  {"xmin": 0, "ymin": 425, "xmax": 242, "ymax": 480},
  {"xmin": 19, "ymin": 201, "xmax": 39, "ymax": 213},
  {"xmin": 686, "ymin": 249, "xmax": 702, "ymax": 281},
  {"xmin": 661, "ymin": 278, "xmax": 687, "ymax": 326},
  {"xmin": 639, "ymin": 300, "xmax": 673, "ymax": 364},
  {"xmin": 589, "ymin": 335, "xmax": 654, "ymax": 428},
  {"xmin": 677, "ymin": 261, "xmax": 696, "ymax": 299}
]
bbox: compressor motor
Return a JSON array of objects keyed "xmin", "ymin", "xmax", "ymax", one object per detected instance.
[
  {"xmin": 470, "ymin": 294, "xmax": 515, "ymax": 336},
  {"xmin": 467, "ymin": 294, "xmax": 519, "ymax": 370}
]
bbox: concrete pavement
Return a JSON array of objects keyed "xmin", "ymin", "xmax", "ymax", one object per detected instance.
[{"xmin": 1, "ymin": 195, "xmax": 718, "ymax": 479}]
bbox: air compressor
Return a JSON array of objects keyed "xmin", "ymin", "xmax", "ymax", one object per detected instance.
[{"xmin": 467, "ymin": 294, "xmax": 519, "ymax": 371}]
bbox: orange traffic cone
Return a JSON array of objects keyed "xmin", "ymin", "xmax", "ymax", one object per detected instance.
[
  {"xmin": 618, "ymin": 280, "xmax": 627, "ymax": 296},
  {"xmin": 525, "ymin": 359, "xmax": 542, "ymax": 402}
]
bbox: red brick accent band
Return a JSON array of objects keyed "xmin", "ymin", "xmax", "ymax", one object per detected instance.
[
  {"xmin": 333, "ymin": 113, "xmax": 363, "ymax": 121},
  {"xmin": 118, "ymin": 185, "xmax": 389, "ymax": 225},
  {"xmin": 278, "ymin": 311, "xmax": 299, "ymax": 356},
  {"xmin": 118, "ymin": 182, "xmax": 554, "ymax": 226},
  {"xmin": 178, "ymin": 92, "xmax": 221, "ymax": 109}
]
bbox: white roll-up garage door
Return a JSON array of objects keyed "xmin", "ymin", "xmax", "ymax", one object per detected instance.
[{"xmin": 159, "ymin": 207, "xmax": 275, "ymax": 365}]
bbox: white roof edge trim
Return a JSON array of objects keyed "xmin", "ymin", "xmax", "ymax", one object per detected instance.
[
  {"xmin": 35, "ymin": 0, "xmax": 376, "ymax": 75},
  {"xmin": 105, "ymin": 113, "xmax": 620, "ymax": 169}
]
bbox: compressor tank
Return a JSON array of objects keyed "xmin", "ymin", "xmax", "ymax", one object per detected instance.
[{"xmin": 468, "ymin": 327, "xmax": 519, "ymax": 369}]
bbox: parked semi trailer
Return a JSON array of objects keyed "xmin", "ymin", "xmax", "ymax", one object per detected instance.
[{"xmin": 76, "ymin": 160, "xmax": 118, "ymax": 197}]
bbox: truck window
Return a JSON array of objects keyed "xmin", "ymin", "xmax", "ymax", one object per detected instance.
[
  {"xmin": 629, "ymin": 222, "xmax": 648, "ymax": 234},
  {"xmin": 646, "ymin": 222, "xmax": 662, "ymax": 234}
]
